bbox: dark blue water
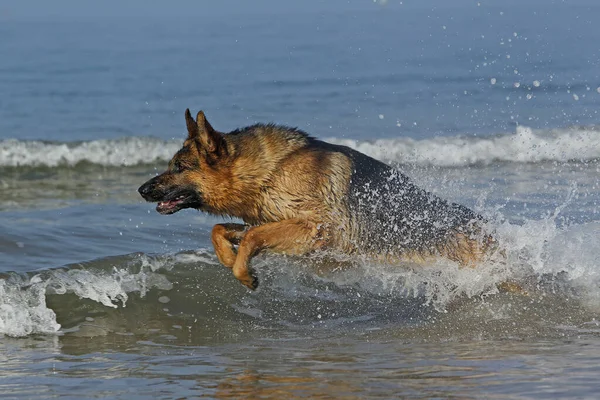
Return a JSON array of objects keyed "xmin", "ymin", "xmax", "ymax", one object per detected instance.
[
  {"xmin": 2, "ymin": 5, "xmax": 600, "ymax": 143},
  {"xmin": 1, "ymin": 3, "xmax": 600, "ymax": 399}
]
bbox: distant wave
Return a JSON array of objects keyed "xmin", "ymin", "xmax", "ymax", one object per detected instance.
[
  {"xmin": 1, "ymin": 126, "xmax": 599, "ymax": 168},
  {"xmin": 0, "ymin": 137, "xmax": 179, "ymax": 168},
  {"xmin": 330, "ymin": 126, "xmax": 600, "ymax": 167}
]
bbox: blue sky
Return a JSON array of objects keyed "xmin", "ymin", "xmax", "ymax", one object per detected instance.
[{"xmin": 1, "ymin": 0, "xmax": 588, "ymax": 19}]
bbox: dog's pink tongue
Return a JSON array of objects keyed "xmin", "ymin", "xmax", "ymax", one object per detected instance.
[
  {"xmin": 159, "ymin": 200, "xmax": 176, "ymax": 208},
  {"xmin": 158, "ymin": 198, "xmax": 184, "ymax": 210}
]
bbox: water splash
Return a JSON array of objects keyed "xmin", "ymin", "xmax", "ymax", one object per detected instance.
[{"xmin": 1, "ymin": 200, "xmax": 599, "ymax": 337}]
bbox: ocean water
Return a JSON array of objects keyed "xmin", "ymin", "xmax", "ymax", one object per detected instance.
[{"xmin": 1, "ymin": 3, "xmax": 600, "ymax": 398}]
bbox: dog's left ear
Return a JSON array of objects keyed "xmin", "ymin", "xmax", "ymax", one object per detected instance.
[
  {"xmin": 184, "ymin": 109, "xmax": 228, "ymax": 161},
  {"xmin": 185, "ymin": 108, "xmax": 199, "ymax": 139}
]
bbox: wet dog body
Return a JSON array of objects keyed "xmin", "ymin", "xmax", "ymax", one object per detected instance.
[{"xmin": 139, "ymin": 110, "xmax": 492, "ymax": 289}]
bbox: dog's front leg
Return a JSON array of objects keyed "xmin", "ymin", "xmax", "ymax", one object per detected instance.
[
  {"xmin": 232, "ymin": 218, "xmax": 326, "ymax": 290},
  {"xmin": 211, "ymin": 223, "xmax": 249, "ymax": 268}
]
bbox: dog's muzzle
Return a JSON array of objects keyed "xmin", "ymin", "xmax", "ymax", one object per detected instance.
[
  {"xmin": 138, "ymin": 176, "xmax": 163, "ymax": 202},
  {"xmin": 138, "ymin": 175, "xmax": 202, "ymax": 215}
]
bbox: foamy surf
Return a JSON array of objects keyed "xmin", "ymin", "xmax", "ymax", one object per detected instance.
[
  {"xmin": 329, "ymin": 125, "xmax": 600, "ymax": 166},
  {"xmin": 0, "ymin": 254, "xmax": 174, "ymax": 337},
  {"xmin": 1, "ymin": 125, "xmax": 599, "ymax": 168},
  {"xmin": 0, "ymin": 137, "xmax": 180, "ymax": 168},
  {"xmin": 1, "ymin": 216, "xmax": 599, "ymax": 338}
]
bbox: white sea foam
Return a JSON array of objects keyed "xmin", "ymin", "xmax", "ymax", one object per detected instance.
[
  {"xmin": 328, "ymin": 125, "xmax": 600, "ymax": 166},
  {"xmin": 0, "ymin": 137, "xmax": 181, "ymax": 168},
  {"xmin": 0, "ymin": 276, "xmax": 60, "ymax": 337},
  {"xmin": 1, "ymin": 218, "xmax": 599, "ymax": 336},
  {"xmin": 0, "ymin": 255, "xmax": 172, "ymax": 337},
  {"xmin": 1, "ymin": 126, "xmax": 599, "ymax": 168}
]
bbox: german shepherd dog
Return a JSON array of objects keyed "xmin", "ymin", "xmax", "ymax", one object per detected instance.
[{"xmin": 138, "ymin": 109, "xmax": 495, "ymax": 290}]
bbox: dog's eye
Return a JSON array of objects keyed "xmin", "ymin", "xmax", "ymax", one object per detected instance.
[{"xmin": 172, "ymin": 161, "xmax": 185, "ymax": 173}]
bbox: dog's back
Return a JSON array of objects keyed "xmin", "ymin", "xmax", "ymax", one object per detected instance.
[{"xmin": 306, "ymin": 139, "xmax": 489, "ymax": 263}]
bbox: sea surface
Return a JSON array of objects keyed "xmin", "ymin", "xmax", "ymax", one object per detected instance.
[{"xmin": 1, "ymin": 3, "xmax": 600, "ymax": 398}]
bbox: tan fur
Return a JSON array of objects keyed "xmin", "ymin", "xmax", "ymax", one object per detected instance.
[{"xmin": 139, "ymin": 109, "xmax": 495, "ymax": 290}]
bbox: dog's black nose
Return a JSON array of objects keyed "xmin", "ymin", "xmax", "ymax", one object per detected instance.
[
  {"xmin": 139, "ymin": 175, "xmax": 164, "ymax": 201},
  {"xmin": 138, "ymin": 181, "xmax": 154, "ymax": 199}
]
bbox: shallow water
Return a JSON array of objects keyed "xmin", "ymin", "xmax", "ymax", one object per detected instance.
[{"xmin": 2, "ymin": 2, "xmax": 600, "ymax": 398}]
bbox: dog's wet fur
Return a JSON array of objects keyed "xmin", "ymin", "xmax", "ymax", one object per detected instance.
[{"xmin": 139, "ymin": 109, "xmax": 496, "ymax": 289}]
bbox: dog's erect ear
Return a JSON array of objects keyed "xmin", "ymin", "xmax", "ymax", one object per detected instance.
[
  {"xmin": 185, "ymin": 108, "xmax": 198, "ymax": 140},
  {"xmin": 184, "ymin": 109, "xmax": 228, "ymax": 161}
]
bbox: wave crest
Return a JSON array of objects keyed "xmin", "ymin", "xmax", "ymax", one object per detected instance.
[
  {"xmin": 1, "ymin": 125, "xmax": 599, "ymax": 168},
  {"xmin": 0, "ymin": 137, "xmax": 180, "ymax": 168},
  {"xmin": 329, "ymin": 125, "xmax": 600, "ymax": 166}
]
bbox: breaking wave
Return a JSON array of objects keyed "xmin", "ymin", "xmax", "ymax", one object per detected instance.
[
  {"xmin": 1, "ymin": 216, "xmax": 599, "ymax": 340},
  {"xmin": 0, "ymin": 137, "xmax": 178, "ymax": 168},
  {"xmin": 0, "ymin": 254, "xmax": 174, "ymax": 337},
  {"xmin": 1, "ymin": 125, "xmax": 599, "ymax": 168},
  {"xmin": 332, "ymin": 125, "xmax": 600, "ymax": 166}
]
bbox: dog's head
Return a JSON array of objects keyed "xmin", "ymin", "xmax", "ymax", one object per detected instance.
[{"xmin": 138, "ymin": 109, "xmax": 230, "ymax": 215}]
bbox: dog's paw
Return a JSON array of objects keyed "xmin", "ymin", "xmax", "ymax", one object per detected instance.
[
  {"xmin": 244, "ymin": 272, "xmax": 259, "ymax": 291},
  {"xmin": 234, "ymin": 267, "xmax": 259, "ymax": 290}
]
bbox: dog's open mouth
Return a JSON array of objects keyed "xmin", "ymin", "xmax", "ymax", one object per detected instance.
[
  {"xmin": 154, "ymin": 192, "xmax": 201, "ymax": 215},
  {"xmin": 157, "ymin": 195, "xmax": 187, "ymax": 215}
]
